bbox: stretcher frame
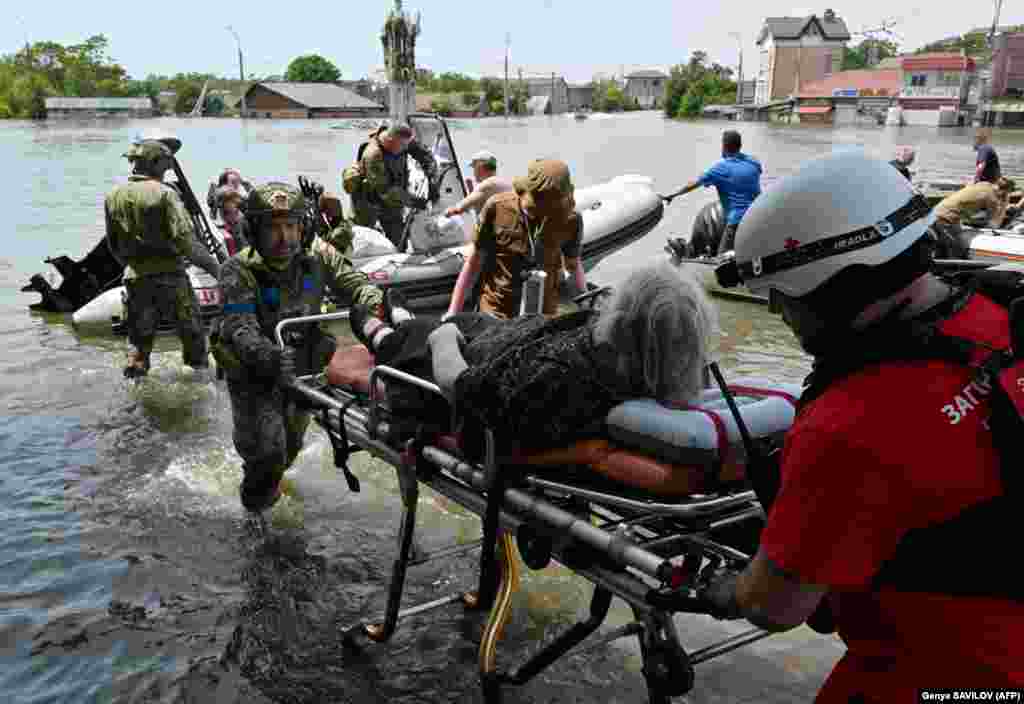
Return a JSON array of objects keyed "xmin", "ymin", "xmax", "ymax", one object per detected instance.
[{"xmin": 275, "ymin": 312, "xmax": 775, "ymax": 704}]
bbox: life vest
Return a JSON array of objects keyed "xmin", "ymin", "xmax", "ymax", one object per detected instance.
[{"xmin": 799, "ymin": 268, "xmax": 1024, "ymax": 601}]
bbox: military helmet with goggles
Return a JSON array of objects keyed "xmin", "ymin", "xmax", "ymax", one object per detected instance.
[{"xmin": 247, "ymin": 182, "xmax": 306, "ymax": 221}]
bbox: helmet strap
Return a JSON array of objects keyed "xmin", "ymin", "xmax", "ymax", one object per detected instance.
[{"xmin": 794, "ymin": 236, "xmax": 935, "ymax": 356}]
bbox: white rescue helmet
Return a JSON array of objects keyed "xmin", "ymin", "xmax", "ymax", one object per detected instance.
[{"xmin": 732, "ymin": 150, "xmax": 934, "ymax": 298}]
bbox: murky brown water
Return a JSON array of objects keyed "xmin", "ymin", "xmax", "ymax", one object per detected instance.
[{"xmin": 3, "ymin": 113, "xmax": 1022, "ymax": 703}]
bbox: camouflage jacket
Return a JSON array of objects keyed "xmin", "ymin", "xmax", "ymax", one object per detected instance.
[
  {"xmin": 320, "ymin": 220, "xmax": 355, "ymax": 254},
  {"xmin": 359, "ymin": 137, "xmax": 438, "ymax": 209},
  {"xmin": 105, "ymin": 175, "xmax": 194, "ymax": 278},
  {"xmin": 217, "ymin": 241, "xmax": 382, "ymax": 382}
]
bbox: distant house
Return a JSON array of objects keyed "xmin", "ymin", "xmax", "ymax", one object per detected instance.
[
  {"xmin": 241, "ymin": 82, "xmax": 385, "ymax": 119},
  {"xmin": 567, "ymin": 83, "xmax": 594, "ymax": 111},
  {"xmin": 44, "ymin": 97, "xmax": 153, "ymax": 119},
  {"xmin": 756, "ymin": 9, "xmax": 851, "ymax": 104},
  {"xmin": 897, "ymin": 53, "xmax": 976, "ymax": 126},
  {"xmin": 991, "ymin": 33, "xmax": 1024, "ymax": 98},
  {"xmin": 624, "ymin": 70, "xmax": 668, "ymax": 109},
  {"xmin": 524, "ymin": 77, "xmax": 569, "ymax": 114}
]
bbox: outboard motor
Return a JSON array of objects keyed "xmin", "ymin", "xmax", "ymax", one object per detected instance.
[{"xmin": 689, "ymin": 201, "xmax": 726, "ymax": 258}]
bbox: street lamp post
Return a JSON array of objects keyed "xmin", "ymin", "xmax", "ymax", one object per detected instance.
[
  {"xmin": 729, "ymin": 32, "xmax": 744, "ymax": 105},
  {"xmin": 226, "ymin": 26, "xmax": 247, "ymax": 118}
]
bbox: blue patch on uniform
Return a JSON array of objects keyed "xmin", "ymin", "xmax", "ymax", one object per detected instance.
[
  {"xmin": 223, "ymin": 303, "xmax": 256, "ymax": 314},
  {"xmin": 303, "ymin": 276, "xmax": 315, "ymax": 291},
  {"xmin": 261, "ymin": 288, "xmax": 281, "ymax": 307}
]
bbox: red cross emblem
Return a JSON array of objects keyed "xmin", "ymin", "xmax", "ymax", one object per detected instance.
[{"xmin": 784, "ymin": 238, "xmax": 801, "ymax": 250}]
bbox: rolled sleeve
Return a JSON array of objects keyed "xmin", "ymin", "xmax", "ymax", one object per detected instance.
[{"xmin": 473, "ymin": 199, "xmax": 497, "ymax": 254}]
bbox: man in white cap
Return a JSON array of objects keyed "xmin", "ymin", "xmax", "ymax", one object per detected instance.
[{"xmin": 444, "ymin": 150, "xmax": 513, "ymax": 218}]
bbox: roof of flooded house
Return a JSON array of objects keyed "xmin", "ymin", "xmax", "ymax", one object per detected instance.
[
  {"xmin": 758, "ymin": 14, "xmax": 851, "ymax": 43},
  {"xmin": 797, "ymin": 69, "xmax": 902, "ymax": 98},
  {"xmin": 900, "ymin": 53, "xmax": 976, "ymax": 71},
  {"xmin": 251, "ymin": 82, "xmax": 383, "ymax": 109},
  {"xmin": 626, "ymin": 70, "xmax": 668, "ymax": 79},
  {"xmin": 45, "ymin": 97, "xmax": 152, "ymax": 110}
]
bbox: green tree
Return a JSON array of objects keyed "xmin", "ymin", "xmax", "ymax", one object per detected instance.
[
  {"xmin": 205, "ymin": 94, "xmax": 225, "ymax": 116},
  {"xmin": 480, "ymin": 77, "xmax": 503, "ymax": 105},
  {"xmin": 663, "ymin": 64, "xmax": 690, "ymax": 117},
  {"xmin": 284, "ymin": 54, "xmax": 341, "ymax": 82},
  {"xmin": 842, "ymin": 39, "xmax": 899, "ymax": 70},
  {"xmin": 461, "ymin": 92, "xmax": 479, "ymax": 107},
  {"xmin": 174, "ymin": 83, "xmax": 202, "ymax": 114},
  {"xmin": 430, "ymin": 95, "xmax": 453, "ymax": 116}
]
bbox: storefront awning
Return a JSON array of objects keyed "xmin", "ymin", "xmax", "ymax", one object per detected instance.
[{"xmin": 798, "ymin": 106, "xmax": 834, "ymax": 114}]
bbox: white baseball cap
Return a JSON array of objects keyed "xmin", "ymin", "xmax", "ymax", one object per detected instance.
[{"xmin": 467, "ymin": 150, "xmax": 497, "ymax": 167}]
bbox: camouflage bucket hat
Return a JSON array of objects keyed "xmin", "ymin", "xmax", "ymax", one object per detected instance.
[
  {"xmin": 513, "ymin": 159, "xmax": 573, "ymax": 195},
  {"xmin": 123, "ymin": 139, "xmax": 174, "ymax": 162},
  {"xmin": 248, "ymin": 182, "xmax": 305, "ymax": 217}
]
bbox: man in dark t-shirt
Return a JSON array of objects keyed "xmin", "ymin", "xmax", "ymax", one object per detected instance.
[{"xmin": 974, "ymin": 128, "xmax": 1001, "ymax": 183}]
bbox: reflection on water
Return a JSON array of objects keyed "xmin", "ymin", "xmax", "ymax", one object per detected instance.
[{"xmin": 2, "ymin": 114, "xmax": 1022, "ymax": 703}]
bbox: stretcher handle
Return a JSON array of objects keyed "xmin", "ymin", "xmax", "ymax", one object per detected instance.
[{"xmin": 273, "ymin": 310, "xmax": 352, "ymax": 348}]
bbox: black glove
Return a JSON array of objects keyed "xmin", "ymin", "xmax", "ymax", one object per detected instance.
[
  {"xmin": 278, "ymin": 346, "xmax": 297, "ymax": 388},
  {"xmin": 695, "ymin": 567, "xmax": 744, "ymax": 620},
  {"xmin": 428, "ymin": 179, "xmax": 442, "ymax": 204},
  {"xmin": 409, "ymin": 196, "xmax": 429, "ymax": 211}
]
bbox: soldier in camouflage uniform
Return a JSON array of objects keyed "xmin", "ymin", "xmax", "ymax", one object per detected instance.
[
  {"xmin": 105, "ymin": 137, "xmax": 221, "ymax": 378},
  {"xmin": 350, "ymin": 122, "xmax": 439, "ymax": 247},
  {"xmin": 215, "ymin": 182, "xmax": 384, "ymax": 513},
  {"xmin": 317, "ymin": 191, "xmax": 355, "ymax": 253}
]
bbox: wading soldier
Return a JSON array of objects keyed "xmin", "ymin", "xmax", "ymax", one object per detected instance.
[{"xmin": 105, "ymin": 136, "xmax": 220, "ymax": 378}]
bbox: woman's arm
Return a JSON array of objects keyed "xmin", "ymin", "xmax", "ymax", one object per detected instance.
[{"xmin": 447, "ymin": 246, "xmax": 482, "ymax": 317}]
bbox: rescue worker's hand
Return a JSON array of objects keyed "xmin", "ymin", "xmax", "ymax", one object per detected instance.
[
  {"xmin": 278, "ymin": 346, "xmax": 297, "ymax": 387},
  {"xmin": 444, "ymin": 206, "xmax": 461, "ymax": 218},
  {"xmin": 695, "ymin": 567, "xmax": 744, "ymax": 620}
]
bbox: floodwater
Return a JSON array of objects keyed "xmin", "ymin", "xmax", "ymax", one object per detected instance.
[{"xmin": 2, "ymin": 113, "xmax": 1022, "ymax": 704}]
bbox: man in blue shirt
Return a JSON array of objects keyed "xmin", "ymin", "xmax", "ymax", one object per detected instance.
[
  {"xmin": 974, "ymin": 128, "xmax": 1001, "ymax": 184},
  {"xmin": 666, "ymin": 130, "xmax": 762, "ymax": 255}
]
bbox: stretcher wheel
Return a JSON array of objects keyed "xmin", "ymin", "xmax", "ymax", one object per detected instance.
[
  {"xmin": 642, "ymin": 641, "xmax": 694, "ymax": 698},
  {"xmin": 516, "ymin": 525, "xmax": 553, "ymax": 571}
]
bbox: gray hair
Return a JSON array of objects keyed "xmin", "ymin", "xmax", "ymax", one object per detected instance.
[{"xmin": 593, "ymin": 262, "xmax": 718, "ymax": 404}]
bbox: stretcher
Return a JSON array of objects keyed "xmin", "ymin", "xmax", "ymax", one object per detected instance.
[{"xmin": 274, "ymin": 312, "xmax": 802, "ymax": 704}]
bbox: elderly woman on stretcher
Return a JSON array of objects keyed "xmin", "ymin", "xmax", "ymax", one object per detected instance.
[{"xmin": 337, "ymin": 261, "xmax": 717, "ymax": 457}]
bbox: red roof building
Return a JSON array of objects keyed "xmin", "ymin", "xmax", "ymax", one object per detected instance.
[
  {"xmin": 797, "ymin": 69, "xmax": 902, "ymax": 98},
  {"xmin": 899, "ymin": 53, "xmax": 975, "ymax": 73}
]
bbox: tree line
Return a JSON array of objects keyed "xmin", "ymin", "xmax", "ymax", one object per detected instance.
[{"xmin": 663, "ymin": 51, "xmax": 738, "ymax": 118}]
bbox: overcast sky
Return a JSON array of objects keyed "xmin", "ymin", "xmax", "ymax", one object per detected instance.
[{"xmin": 4, "ymin": 1, "xmax": 1021, "ymax": 83}]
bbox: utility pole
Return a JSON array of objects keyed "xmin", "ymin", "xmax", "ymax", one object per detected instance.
[
  {"xmin": 501, "ymin": 31, "xmax": 509, "ymax": 118},
  {"xmin": 227, "ymin": 26, "xmax": 247, "ymax": 118},
  {"xmin": 730, "ymin": 32, "xmax": 744, "ymax": 104}
]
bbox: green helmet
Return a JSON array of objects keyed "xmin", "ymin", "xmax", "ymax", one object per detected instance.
[
  {"xmin": 246, "ymin": 182, "xmax": 311, "ymax": 266},
  {"xmin": 123, "ymin": 139, "xmax": 174, "ymax": 163},
  {"xmin": 247, "ymin": 182, "xmax": 306, "ymax": 219}
]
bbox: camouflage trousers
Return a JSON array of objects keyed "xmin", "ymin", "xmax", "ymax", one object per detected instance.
[
  {"xmin": 228, "ymin": 380, "xmax": 311, "ymax": 512},
  {"xmin": 125, "ymin": 272, "xmax": 208, "ymax": 369},
  {"xmin": 351, "ymin": 197, "xmax": 406, "ymax": 248}
]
